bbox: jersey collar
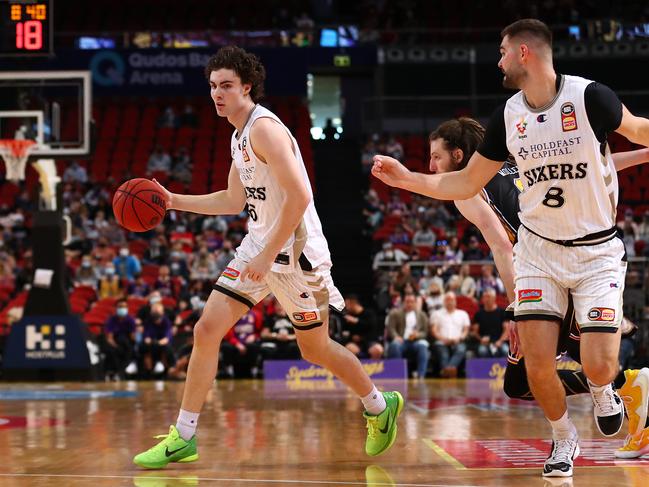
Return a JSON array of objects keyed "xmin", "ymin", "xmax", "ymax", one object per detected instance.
[{"xmin": 522, "ymin": 73, "xmax": 564, "ymax": 113}]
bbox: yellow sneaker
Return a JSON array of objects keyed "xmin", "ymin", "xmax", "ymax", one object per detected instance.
[
  {"xmin": 619, "ymin": 368, "xmax": 649, "ymax": 437},
  {"xmin": 615, "ymin": 428, "xmax": 649, "ymax": 459}
]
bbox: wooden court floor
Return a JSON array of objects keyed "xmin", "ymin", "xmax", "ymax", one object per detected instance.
[{"xmin": 0, "ymin": 378, "xmax": 647, "ymax": 487}]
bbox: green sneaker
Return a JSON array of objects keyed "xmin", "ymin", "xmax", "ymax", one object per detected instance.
[
  {"xmin": 363, "ymin": 391, "xmax": 404, "ymax": 456},
  {"xmin": 133, "ymin": 425, "xmax": 198, "ymax": 469}
]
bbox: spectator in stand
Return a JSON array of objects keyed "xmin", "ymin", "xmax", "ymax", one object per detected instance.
[
  {"xmin": 127, "ymin": 274, "xmax": 151, "ymax": 297},
  {"xmin": 140, "ymin": 302, "xmax": 174, "ymax": 376},
  {"xmin": 143, "ymin": 235, "xmax": 169, "ymax": 265},
  {"xmin": 260, "ymin": 300, "xmax": 300, "ymax": 361},
  {"xmin": 363, "ymin": 189, "xmax": 384, "ymax": 232},
  {"xmin": 62, "ymin": 161, "xmax": 88, "ymax": 184},
  {"xmin": 430, "ymin": 292, "xmax": 470, "ymax": 378},
  {"xmin": 98, "ymin": 262, "xmax": 123, "ymax": 299},
  {"xmin": 0, "ymin": 248, "xmax": 15, "ymax": 287},
  {"xmin": 619, "ymin": 217, "xmax": 637, "ymax": 258},
  {"xmin": 463, "ymin": 235, "xmax": 485, "ymax": 261},
  {"xmin": 430, "ymin": 240, "xmax": 453, "ymax": 263},
  {"xmin": 91, "ymin": 237, "xmax": 116, "ymax": 265},
  {"xmin": 113, "ymin": 246, "xmax": 141, "ymax": 282},
  {"xmin": 214, "ymin": 240, "xmax": 236, "ymax": 275},
  {"xmin": 388, "ymin": 224, "xmax": 411, "ymax": 245},
  {"xmin": 294, "ymin": 11, "xmax": 315, "ymax": 29},
  {"xmin": 147, "ymin": 145, "xmax": 172, "ymax": 174},
  {"xmin": 387, "ymin": 191, "xmax": 408, "ymax": 215},
  {"xmin": 158, "ymin": 106, "xmax": 177, "ymax": 128},
  {"xmin": 426, "ymin": 200, "xmax": 451, "ymax": 229},
  {"xmin": 340, "ymin": 295, "xmax": 383, "ymax": 359},
  {"xmin": 391, "ymin": 263, "xmax": 418, "ymax": 296},
  {"xmin": 168, "ymin": 247, "xmax": 190, "ymax": 281},
  {"xmin": 221, "ymin": 309, "xmax": 263, "ymax": 378},
  {"xmin": 445, "ymin": 236, "xmax": 464, "ymax": 262},
  {"xmin": 154, "ymin": 265, "xmax": 175, "ymax": 297},
  {"xmin": 456, "ymin": 263, "xmax": 477, "ymax": 298},
  {"xmin": 385, "ymin": 136, "xmax": 404, "ymax": 161},
  {"xmin": 103, "ymin": 299, "xmax": 137, "ymax": 379},
  {"xmin": 372, "ymin": 241, "xmax": 409, "ymax": 271},
  {"xmin": 476, "ymin": 264, "xmax": 505, "ymax": 297},
  {"xmin": 178, "ymin": 104, "xmax": 197, "ymax": 128},
  {"xmin": 386, "ymin": 293, "xmax": 430, "ymax": 379},
  {"xmin": 470, "ymin": 288, "xmax": 509, "ymax": 358},
  {"xmin": 424, "ymin": 280, "xmax": 444, "ymax": 315},
  {"xmin": 172, "ymin": 147, "xmax": 193, "ymax": 184},
  {"xmin": 412, "ymin": 222, "xmax": 437, "ymax": 247},
  {"xmin": 190, "ymin": 244, "xmax": 217, "ymax": 280},
  {"xmin": 637, "ymin": 209, "xmax": 649, "ymax": 244},
  {"xmin": 71, "ymin": 253, "xmax": 97, "ymax": 285},
  {"xmin": 136, "ymin": 291, "xmax": 174, "ymax": 325}
]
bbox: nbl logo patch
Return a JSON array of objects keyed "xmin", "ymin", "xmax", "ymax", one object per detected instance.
[
  {"xmin": 222, "ymin": 267, "xmax": 240, "ymax": 281},
  {"xmin": 518, "ymin": 289, "xmax": 542, "ymax": 304},
  {"xmin": 292, "ymin": 311, "xmax": 318, "ymax": 323},
  {"xmin": 561, "ymin": 102, "xmax": 577, "ymax": 132},
  {"xmin": 587, "ymin": 307, "xmax": 615, "ymax": 321}
]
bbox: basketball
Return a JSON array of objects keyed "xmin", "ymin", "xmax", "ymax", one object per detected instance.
[{"xmin": 112, "ymin": 178, "xmax": 167, "ymax": 232}]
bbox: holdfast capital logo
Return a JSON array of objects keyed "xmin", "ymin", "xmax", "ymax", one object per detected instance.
[{"xmin": 25, "ymin": 324, "xmax": 66, "ymax": 359}]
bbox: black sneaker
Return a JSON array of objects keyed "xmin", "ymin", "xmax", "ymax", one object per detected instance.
[
  {"xmin": 543, "ymin": 437, "xmax": 580, "ymax": 477},
  {"xmin": 589, "ymin": 382, "xmax": 624, "ymax": 436}
]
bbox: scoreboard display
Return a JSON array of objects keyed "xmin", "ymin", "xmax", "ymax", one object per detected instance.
[{"xmin": 1, "ymin": 0, "xmax": 52, "ymax": 56}]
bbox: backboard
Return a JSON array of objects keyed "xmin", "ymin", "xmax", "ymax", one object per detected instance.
[{"xmin": 0, "ymin": 70, "xmax": 92, "ymax": 157}]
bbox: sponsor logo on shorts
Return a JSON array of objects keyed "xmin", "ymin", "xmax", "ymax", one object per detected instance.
[
  {"xmin": 222, "ymin": 267, "xmax": 240, "ymax": 280},
  {"xmin": 587, "ymin": 307, "xmax": 616, "ymax": 321},
  {"xmin": 518, "ymin": 289, "xmax": 542, "ymax": 304},
  {"xmin": 610, "ymin": 282, "xmax": 619, "ymax": 288},
  {"xmin": 292, "ymin": 311, "xmax": 318, "ymax": 323},
  {"xmin": 561, "ymin": 102, "xmax": 577, "ymax": 132}
]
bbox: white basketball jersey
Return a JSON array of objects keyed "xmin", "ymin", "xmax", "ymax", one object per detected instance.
[
  {"xmin": 505, "ymin": 75, "xmax": 618, "ymax": 240},
  {"xmin": 231, "ymin": 105, "xmax": 331, "ymax": 273}
]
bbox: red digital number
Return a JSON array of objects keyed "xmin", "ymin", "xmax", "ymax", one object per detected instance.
[{"xmin": 15, "ymin": 20, "xmax": 43, "ymax": 50}]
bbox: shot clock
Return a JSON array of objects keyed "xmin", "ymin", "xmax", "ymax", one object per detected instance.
[{"xmin": 1, "ymin": 0, "xmax": 53, "ymax": 56}]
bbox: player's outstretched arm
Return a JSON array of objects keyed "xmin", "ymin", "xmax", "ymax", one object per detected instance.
[
  {"xmin": 152, "ymin": 163, "xmax": 247, "ymax": 215},
  {"xmin": 372, "ymin": 151, "xmax": 502, "ymax": 201},
  {"xmin": 454, "ymin": 195, "xmax": 515, "ymax": 302},
  {"xmin": 615, "ymin": 105, "xmax": 649, "ymax": 148},
  {"xmin": 611, "ymin": 147, "xmax": 649, "ymax": 172}
]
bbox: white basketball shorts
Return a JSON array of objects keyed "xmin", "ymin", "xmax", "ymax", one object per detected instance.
[
  {"xmin": 513, "ymin": 226, "xmax": 626, "ymax": 333},
  {"xmin": 213, "ymin": 257, "xmax": 344, "ymax": 330}
]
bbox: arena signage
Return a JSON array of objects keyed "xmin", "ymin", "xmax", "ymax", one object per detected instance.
[{"xmin": 3, "ymin": 315, "xmax": 92, "ymax": 369}]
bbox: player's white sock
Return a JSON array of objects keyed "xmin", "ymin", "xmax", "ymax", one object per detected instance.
[
  {"xmin": 361, "ymin": 385, "xmax": 387, "ymax": 415},
  {"xmin": 176, "ymin": 409, "xmax": 199, "ymax": 441},
  {"xmin": 549, "ymin": 410, "xmax": 577, "ymax": 440}
]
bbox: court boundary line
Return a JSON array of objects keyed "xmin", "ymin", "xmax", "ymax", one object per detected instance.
[{"xmin": 0, "ymin": 473, "xmax": 480, "ymax": 487}]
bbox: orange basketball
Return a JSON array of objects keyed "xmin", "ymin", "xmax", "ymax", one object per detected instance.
[{"xmin": 112, "ymin": 178, "xmax": 167, "ymax": 232}]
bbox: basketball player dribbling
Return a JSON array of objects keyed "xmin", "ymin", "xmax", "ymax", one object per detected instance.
[
  {"xmin": 373, "ymin": 19, "xmax": 649, "ymax": 477},
  {"xmin": 423, "ymin": 116, "xmax": 649, "ymax": 459},
  {"xmin": 133, "ymin": 46, "xmax": 403, "ymax": 469}
]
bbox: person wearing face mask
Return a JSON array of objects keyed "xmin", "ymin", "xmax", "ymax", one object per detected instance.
[
  {"xmin": 141, "ymin": 302, "xmax": 174, "ymax": 376},
  {"xmin": 74, "ymin": 255, "xmax": 100, "ymax": 288},
  {"xmin": 168, "ymin": 249, "xmax": 190, "ymax": 281},
  {"xmin": 103, "ymin": 299, "xmax": 137, "ymax": 379},
  {"xmin": 98, "ymin": 263, "xmax": 123, "ymax": 299},
  {"xmin": 113, "ymin": 246, "xmax": 142, "ymax": 282},
  {"xmin": 372, "ymin": 241, "xmax": 408, "ymax": 272}
]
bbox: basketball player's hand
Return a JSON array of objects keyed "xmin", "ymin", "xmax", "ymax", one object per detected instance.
[
  {"xmin": 151, "ymin": 178, "xmax": 174, "ymax": 209},
  {"xmin": 508, "ymin": 320, "xmax": 520, "ymax": 357},
  {"xmin": 371, "ymin": 155, "xmax": 411, "ymax": 188},
  {"xmin": 241, "ymin": 251, "xmax": 273, "ymax": 282}
]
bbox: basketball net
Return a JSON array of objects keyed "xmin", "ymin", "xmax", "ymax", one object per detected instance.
[{"xmin": 0, "ymin": 139, "xmax": 37, "ymax": 182}]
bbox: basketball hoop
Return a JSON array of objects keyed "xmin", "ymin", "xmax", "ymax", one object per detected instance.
[{"xmin": 0, "ymin": 139, "xmax": 37, "ymax": 182}]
